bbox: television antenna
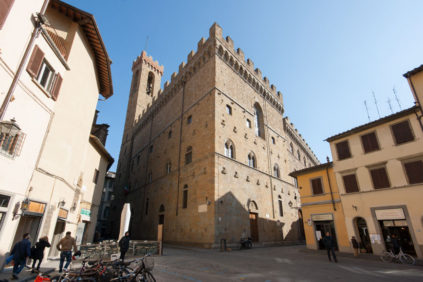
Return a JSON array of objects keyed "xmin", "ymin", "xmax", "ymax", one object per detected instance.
[
  {"xmin": 372, "ymin": 91, "xmax": 381, "ymax": 118},
  {"xmin": 387, "ymin": 98, "xmax": 393, "ymax": 114},
  {"xmin": 364, "ymin": 100, "xmax": 371, "ymax": 122},
  {"xmin": 393, "ymin": 87, "xmax": 402, "ymax": 110}
]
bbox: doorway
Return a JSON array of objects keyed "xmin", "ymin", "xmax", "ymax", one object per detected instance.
[
  {"xmin": 314, "ymin": 221, "xmax": 338, "ymax": 250},
  {"xmin": 379, "ymin": 220, "xmax": 416, "ymax": 256},
  {"xmin": 355, "ymin": 217, "xmax": 373, "ymax": 253},
  {"xmin": 49, "ymin": 220, "xmax": 65, "ymax": 257},
  {"xmin": 13, "ymin": 214, "xmax": 42, "ymax": 247},
  {"xmin": 249, "ymin": 212, "xmax": 259, "ymax": 242}
]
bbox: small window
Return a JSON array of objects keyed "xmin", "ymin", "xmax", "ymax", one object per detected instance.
[
  {"xmin": 370, "ymin": 167, "xmax": 390, "ymax": 189},
  {"xmin": 271, "ymin": 137, "xmax": 275, "ymax": 144},
  {"xmin": 224, "ymin": 140, "xmax": 235, "ymax": 159},
  {"xmin": 361, "ymin": 132, "xmax": 380, "ymax": 153},
  {"xmin": 187, "ymin": 115, "xmax": 192, "ymax": 124},
  {"xmin": 403, "ymin": 160, "xmax": 423, "ymax": 184},
  {"xmin": 168, "ymin": 130, "xmax": 172, "ymax": 139},
  {"xmin": 273, "ymin": 164, "xmax": 280, "ymax": 178},
  {"xmin": 182, "ymin": 185, "xmax": 188, "ymax": 209},
  {"xmin": 343, "ymin": 174, "xmax": 359, "ymax": 193},
  {"xmin": 185, "ymin": 146, "xmax": 192, "ymax": 165},
  {"xmin": 0, "ymin": 194, "xmax": 11, "ymax": 208},
  {"xmin": 336, "ymin": 140, "xmax": 351, "ymax": 160},
  {"xmin": 166, "ymin": 161, "xmax": 171, "ymax": 174},
  {"xmin": 93, "ymin": 169, "xmax": 99, "ymax": 184},
  {"xmin": 248, "ymin": 152, "xmax": 256, "ymax": 168},
  {"xmin": 278, "ymin": 195, "xmax": 283, "ymax": 217},
  {"xmin": 303, "ymin": 157, "xmax": 306, "ymax": 167},
  {"xmin": 311, "ymin": 178, "xmax": 323, "ymax": 195},
  {"xmin": 297, "ymin": 150, "xmax": 301, "ymax": 161},
  {"xmin": 289, "ymin": 142, "xmax": 294, "ymax": 154},
  {"xmin": 226, "ymin": 105, "xmax": 232, "ymax": 115},
  {"xmin": 37, "ymin": 60, "xmax": 55, "ymax": 92},
  {"xmin": 145, "ymin": 198, "xmax": 149, "ymax": 215},
  {"xmin": 246, "ymin": 119, "xmax": 251, "ymax": 128},
  {"xmin": 391, "ymin": 120, "xmax": 414, "ymax": 145}
]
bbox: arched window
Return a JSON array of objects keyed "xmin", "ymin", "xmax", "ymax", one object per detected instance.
[
  {"xmin": 146, "ymin": 72, "xmax": 154, "ymax": 95},
  {"xmin": 248, "ymin": 152, "xmax": 256, "ymax": 168},
  {"xmin": 253, "ymin": 103, "xmax": 265, "ymax": 138},
  {"xmin": 303, "ymin": 156, "xmax": 306, "ymax": 166},
  {"xmin": 182, "ymin": 184, "xmax": 188, "ymax": 209},
  {"xmin": 297, "ymin": 149, "xmax": 301, "ymax": 160},
  {"xmin": 278, "ymin": 195, "xmax": 283, "ymax": 217},
  {"xmin": 166, "ymin": 161, "xmax": 171, "ymax": 174},
  {"xmin": 224, "ymin": 140, "xmax": 235, "ymax": 159},
  {"xmin": 273, "ymin": 164, "xmax": 280, "ymax": 178},
  {"xmin": 185, "ymin": 146, "xmax": 192, "ymax": 164},
  {"xmin": 159, "ymin": 204, "xmax": 165, "ymax": 213},
  {"xmin": 131, "ymin": 69, "xmax": 140, "ymax": 93},
  {"xmin": 289, "ymin": 142, "xmax": 294, "ymax": 153}
]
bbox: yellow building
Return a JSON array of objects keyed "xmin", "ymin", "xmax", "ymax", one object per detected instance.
[{"xmin": 290, "ymin": 162, "xmax": 350, "ymax": 252}]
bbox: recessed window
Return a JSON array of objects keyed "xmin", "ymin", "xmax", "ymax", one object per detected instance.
[
  {"xmin": 131, "ymin": 69, "xmax": 140, "ymax": 93},
  {"xmin": 182, "ymin": 185, "xmax": 188, "ymax": 209},
  {"xmin": 254, "ymin": 103, "xmax": 265, "ymax": 138},
  {"xmin": 303, "ymin": 157, "xmax": 306, "ymax": 167},
  {"xmin": 273, "ymin": 164, "xmax": 280, "ymax": 178},
  {"xmin": 289, "ymin": 142, "xmax": 294, "ymax": 154},
  {"xmin": 146, "ymin": 72, "xmax": 154, "ymax": 95},
  {"xmin": 226, "ymin": 105, "xmax": 232, "ymax": 115},
  {"xmin": 0, "ymin": 194, "xmax": 11, "ymax": 208},
  {"xmin": 311, "ymin": 178, "xmax": 324, "ymax": 195},
  {"xmin": 278, "ymin": 195, "xmax": 283, "ymax": 217},
  {"xmin": 336, "ymin": 140, "xmax": 351, "ymax": 160},
  {"xmin": 271, "ymin": 137, "xmax": 275, "ymax": 144},
  {"xmin": 168, "ymin": 130, "xmax": 172, "ymax": 139},
  {"xmin": 370, "ymin": 167, "xmax": 390, "ymax": 189},
  {"xmin": 403, "ymin": 160, "xmax": 423, "ymax": 184},
  {"xmin": 187, "ymin": 115, "xmax": 192, "ymax": 124},
  {"xmin": 293, "ymin": 177, "xmax": 298, "ymax": 188},
  {"xmin": 361, "ymin": 132, "xmax": 380, "ymax": 153},
  {"xmin": 391, "ymin": 120, "xmax": 414, "ymax": 145},
  {"xmin": 37, "ymin": 60, "xmax": 55, "ymax": 91},
  {"xmin": 248, "ymin": 152, "xmax": 256, "ymax": 168},
  {"xmin": 297, "ymin": 150, "xmax": 301, "ymax": 160},
  {"xmin": 246, "ymin": 119, "xmax": 251, "ymax": 128},
  {"xmin": 342, "ymin": 174, "xmax": 359, "ymax": 193},
  {"xmin": 185, "ymin": 146, "xmax": 192, "ymax": 165},
  {"xmin": 93, "ymin": 169, "xmax": 99, "ymax": 184}
]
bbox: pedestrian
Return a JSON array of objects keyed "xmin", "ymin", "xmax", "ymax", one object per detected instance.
[
  {"xmin": 119, "ymin": 231, "xmax": 130, "ymax": 261},
  {"xmin": 10, "ymin": 233, "xmax": 31, "ymax": 280},
  {"xmin": 31, "ymin": 236, "xmax": 51, "ymax": 273},
  {"xmin": 391, "ymin": 234, "xmax": 400, "ymax": 254},
  {"xmin": 322, "ymin": 232, "xmax": 337, "ymax": 263},
  {"xmin": 56, "ymin": 231, "xmax": 77, "ymax": 272},
  {"xmin": 351, "ymin": 236, "xmax": 359, "ymax": 257}
]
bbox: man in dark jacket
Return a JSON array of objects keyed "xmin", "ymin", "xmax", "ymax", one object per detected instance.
[
  {"xmin": 10, "ymin": 233, "xmax": 31, "ymax": 280},
  {"xmin": 119, "ymin": 231, "xmax": 130, "ymax": 261},
  {"xmin": 322, "ymin": 232, "xmax": 337, "ymax": 262}
]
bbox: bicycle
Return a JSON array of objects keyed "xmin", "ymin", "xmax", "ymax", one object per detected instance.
[
  {"xmin": 110, "ymin": 254, "xmax": 156, "ymax": 282},
  {"xmin": 380, "ymin": 248, "xmax": 416, "ymax": 265}
]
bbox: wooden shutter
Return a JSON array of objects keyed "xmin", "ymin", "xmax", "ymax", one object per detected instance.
[
  {"xmin": 51, "ymin": 73, "xmax": 63, "ymax": 101},
  {"xmin": 391, "ymin": 121, "xmax": 414, "ymax": 145},
  {"xmin": 370, "ymin": 167, "xmax": 390, "ymax": 189},
  {"xmin": 27, "ymin": 45, "xmax": 44, "ymax": 78},
  {"xmin": 0, "ymin": 0, "xmax": 14, "ymax": 29},
  {"xmin": 336, "ymin": 141, "xmax": 351, "ymax": 160},
  {"xmin": 311, "ymin": 178, "xmax": 323, "ymax": 195},
  {"xmin": 343, "ymin": 174, "xmax": 359, "ymax": 193},
  {"xmin": 404, "ymin": 160, "xmax": 423, "ymax": 184},
  {"xmin": 361, "ymin": 132, "xmax": 379, "ymax": 153}
]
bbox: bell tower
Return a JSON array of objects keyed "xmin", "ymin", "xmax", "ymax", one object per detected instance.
[{"xmin": 123, "ymin": 51, "xmax": 163, "ymax": 133}]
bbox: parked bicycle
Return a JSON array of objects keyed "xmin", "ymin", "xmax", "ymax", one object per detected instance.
[
  {"xmin": 111, "ymin": 254, "xmax": 155, "ymax": 282},
  {"xmin": 380, "ymin": 248, "xmax": 415, "ymax": 265}
]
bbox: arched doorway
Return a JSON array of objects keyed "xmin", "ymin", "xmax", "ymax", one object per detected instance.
[
  {"xmin": 247, "ymin": 200, "xmax": 259, "ymax": 242},
  {"xmin": 354, "ymin": 217, "xmax": 373, "ymax": 253}
]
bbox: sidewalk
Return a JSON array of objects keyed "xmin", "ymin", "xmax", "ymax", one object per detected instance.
[{"xmin": 0, "ymin": 265, "xmax": 54, "ymax": 282}]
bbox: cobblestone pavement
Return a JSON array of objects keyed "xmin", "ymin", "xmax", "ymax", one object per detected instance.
[{"xmin": 151, "ymin": 245, "xmax": 423, "ymax": 282}]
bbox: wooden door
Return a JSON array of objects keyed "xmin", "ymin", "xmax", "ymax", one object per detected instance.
[{"xmin": 249, "ymin": 212, "xmax": 259, "ymax": 242}]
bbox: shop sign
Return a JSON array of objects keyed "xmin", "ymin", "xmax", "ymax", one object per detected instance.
[
  {"xmin": 375, "ymin": 208, "xmax": 405, "ymax": 220},
  {"xmin": 311, "ymin": 214, "xmax": 333, "ymax": 221},
  {"xmin": 58, "ymin": 208, "xmax": 68, "ymax": 219},
  {"xmin": 25, "ymin": 201, "xmax": 45, "ymax": 215},
  {"xmin": 80, "ymin": 208, "xmax": 91, "ymax": 221}
]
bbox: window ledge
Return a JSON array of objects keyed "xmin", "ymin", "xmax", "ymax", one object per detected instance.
[{"xmin": 32, "ymin": 77, "xmax": 52, "ymax": 99}]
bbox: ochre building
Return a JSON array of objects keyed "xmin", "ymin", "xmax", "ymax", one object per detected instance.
[{"xmin": 112, "ymin": 23, "xmax": 319, "ymax": 247}]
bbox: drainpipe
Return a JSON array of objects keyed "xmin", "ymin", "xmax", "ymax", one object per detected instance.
[
  {"xmin": 325, "ymin": 156, "xmax": 336, "ymax": 211},
  {"xmin": 175, "ymin": 79, "xmax": 186, "ymax": 216},
  {"xmin": 0, "ymin": 0, "xmax": 51, "ymax": 120}
]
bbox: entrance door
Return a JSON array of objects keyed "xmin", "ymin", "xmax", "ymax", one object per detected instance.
[
  {"xmin": 49, "ymin": 220, "xmax": 66, "ymax": 257},
  {"xmin": 314, "ymin": 221, "xmax": 338, "ymax": 250},
  {"xmin": 249, "ymin": 212, "xmax": 259, "ymax": 242},
  {"xmin": 379, "ymin": 220, "xmax": 416, "ymax": 256},
  {"xmin": 13, "ymin": 215, "xmax": 42, "ymax": 246},
  {"xmin": 355, "ymin": 217, "xmax": 373, "ymax": 253}
]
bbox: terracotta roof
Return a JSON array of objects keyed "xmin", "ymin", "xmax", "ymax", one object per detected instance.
[
  {"xmin": 50, "ymin": 0, "xmax": 113, "ymax": 98},
  {"xmin": 325, "ymin": 106, "xmax": 419, "ymax": 142},
  {"xmin": 403, "ymin": 64, "xmax": 423, "ymax": 78},
  {"xmin": 289, "ymin": 162, "xmax": 333, "ymax": 178}
]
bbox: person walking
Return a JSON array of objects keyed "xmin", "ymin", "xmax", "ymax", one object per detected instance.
[
  {"xmin": 391, "ymin": 234, "xmax": 400, "ymax": 254},
  {"xmin": 119, "ymin": 231, "xmax": 130, "ymax": 261},
  {"xmin": 56, "ymin": 231, "xmax": 77, "ymax": 272},
  {"xmin": 323, "ymin": 232, "xmax": 337, "ymax": 262},
  {"xmin": 10, "ymin": 233, "xmax": 31, "ymax": 280},
  {"xmin": 31, "ymin": 236, "xmax": 51, "ymax": 273},
  {"xmin": 351, "ymin": 236, "xmax": 359, "ymax": 257}
]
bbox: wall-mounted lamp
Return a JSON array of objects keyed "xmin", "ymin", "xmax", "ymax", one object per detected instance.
[{"xmin": 58, "ymin": 200, "xmax": 66, "ymax": 208}]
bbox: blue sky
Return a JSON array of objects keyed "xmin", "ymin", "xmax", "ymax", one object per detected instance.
[{"xmin": 64, "ymin": 0, "xmax": 423, "ymax": 171}]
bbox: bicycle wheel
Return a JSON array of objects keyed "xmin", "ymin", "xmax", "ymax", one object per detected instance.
[
  {"xmin": 400, "ymin": 254, "xmax": 416, "ymax": 265},
  {"xmin": 380, "ymin": 252, "xmax": 393, "ymax": 263},
  {"xmin": 143, "ymin": 271, "xmax": 156, "ymax": 282}
]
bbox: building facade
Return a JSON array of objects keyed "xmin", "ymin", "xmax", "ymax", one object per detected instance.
[
  {"xmin": 112, "ymin": 23, "xmax": 319, "ymax": 247},
  {"xmin": 95, "ymin": 171, "xmax": 116, "ymax": 240},
  {"xmin": 290, "ymin": 162, "xmax": 350, "ymax": 253},
  {"xmin": 327, "ymin": 105, "xmax": 423, "ymax": 258},
  {"xmin": 0, "ymin": 0, "xmax": 113, "ymax": 264}
]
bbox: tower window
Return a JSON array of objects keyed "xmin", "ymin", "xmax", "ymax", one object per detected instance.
[
  {"xmin": 187, "ymin": 115, "xmax": 192, "ymax": 124},
  {"xmin": 131, "ymin": 69, "xmax": 140, "ymax": 93},
  {"xmin": 248, "ymin": 152, "xmax": 256, "ymax": 168},
  {"xmin": 168, "ymin": 130, "xmax": 172, "ymax": 139},
  {"xmin": 278, "ymin": 195, "xmax": 283, "ymax": 217},
  {"xmin": 224, "ymin": 140, "xmax": 235, "ymax": 159},
  {"xmin": 254, "ymin": 103, "xmax": 265, "ymax": 139},
  {"xmin": 271, "ymin": 137, "xmax": 275, "ymax": 144},
  {"xmin": 246, "ymin": 119, "xmax": 251, "ymax": 128},
  {"xmin": 182, "ymin": 185, "xmax": 188, "ymax": 209},
  {"xmin": 226, "ymin": 105, "xmax": 232, "ymax": 115},
  {"xmin": 185, "ymin": 146, "xmax": 192, "ymax": 165},
  {"xmin": 146, "ymin": 72, "xmax": 154, "ymax": 95}
]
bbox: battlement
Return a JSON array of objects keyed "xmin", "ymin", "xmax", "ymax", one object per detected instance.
[{"xmin": 132, "ymin": 50, "xmax": 164, "ymax": 75}]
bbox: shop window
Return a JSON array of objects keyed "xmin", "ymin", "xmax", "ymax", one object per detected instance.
[
  {"xmin": 370, "ymin": 167, "xmax": 390, "ymax": 189},
  {"xmin": 391, "ymin": 120, "xmax": 414, "ymax": 145},
  {"xmin": 185, "ymin": 146, "xmax": 192, "ymax": 165},
  {"xmin": 361, "ymin": 132, "xmax": 380, "ymax": 153},
  {"xmin": 311, "ymin": 178, "xmax": 324, "ymax": 195},
  {"xmin": 336, "ymin": 140, "xmax": 351, "ymax": 160},
  {"xmin": 403, "ymin": 160, "xmax": 423, "ymax": 184},
  {"xmin": 342, "ymin": 174, "xmax": 359, "ymax": 193},
  {"xmin": 182, "ymin": 185, "xmax": 188, "ymax": 209}
]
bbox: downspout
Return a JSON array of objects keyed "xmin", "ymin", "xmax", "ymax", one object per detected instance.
[
  {"xmin": 0, "ymin": 0, "xmax": 51, "ymax": 120},
  {"xmin": 408, "ymin": 77, "xmax": 423, "ymax": 131},
  {"xmin": 175, "ymin": 80, "xmax": 186, "ymax": 216},
  {"xmin": 325, "ymin": 157, "xmax": 336, "ymax": 211}
]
